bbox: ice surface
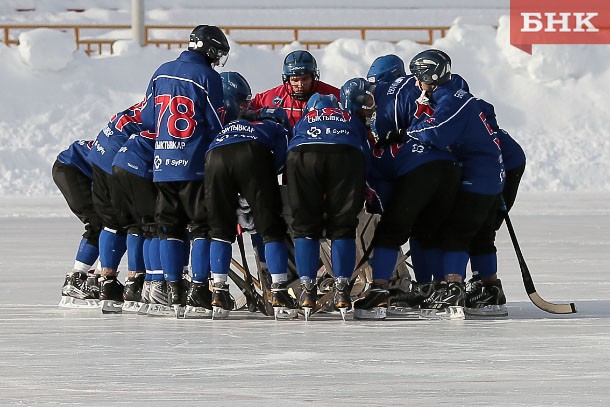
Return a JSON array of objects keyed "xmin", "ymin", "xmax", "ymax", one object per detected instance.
[{"xmin": 1, "ymin": 193, "xmax": 610, "ymax": 406}]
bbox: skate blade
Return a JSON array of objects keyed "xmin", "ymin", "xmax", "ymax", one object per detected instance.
[
  {"xmin": 387, "ymin": 305, "xmax": 421, "ymax": 317},
  {"xmin": 211, "ymin": 306, "xmax": 230, "ymax": 320},
  {"xmin": 465, "ymin": 304, "xmax": 508, "ymax": 317},
  {"xmin": 146, "ymin": 304, "xmax": 174, "ymax": 317},
  {"xmin": 338, "ymin": 307, "xmax": 349, "ymax": 321},
  {"xmin": 419, "ymin": 306, "xmax": 465, "ymax": 320},
  {"xmin": 353, "ymin": 307, "xmax": 387, "ymax": 320},
  {"xmin": 122, "ymin": 301, "xmax": 142, "ymax": 313},
  {"xmin": 101, "ymin": 300, "xmax": 123, "ymax": 314},
  {"xmin": 273, "ymin": 307, "xmax": 298, "ymax": 320},
  {"xmin": 302, "ymin": 307, "xmax": 312, "ymax": 321},
  {"xmin": 58, "ymin": 296, "xmax": 100, "ymax": 309},
  {"xmin": 136, "ymin": 303, "xmax": 150, "ymax": 315},
  {"xmin": 183, "ymin": 305, "xmax": 212, "ymax": 319}
]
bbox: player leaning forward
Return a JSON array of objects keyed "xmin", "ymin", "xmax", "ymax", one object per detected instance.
[{"xmin": 139, "ymin": 25, "xmax": 229, "ymax": 317}]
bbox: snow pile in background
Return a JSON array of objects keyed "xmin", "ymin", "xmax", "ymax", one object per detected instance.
[
  {"xmin": 18, "ymin": 28, "xmax": 75, "ymax": 71},
  {"xmin": 1, "ymin": 13, "xmax": 610, "ymax": 196}
]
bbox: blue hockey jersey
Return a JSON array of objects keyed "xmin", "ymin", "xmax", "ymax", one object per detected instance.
[
  {"xmin": 403, "ymin": 82, "xmax": 505, "ymax": 195},
  {"xmin": 112, "ymin": 131, "xmax": 156, "ymax": 179},
  {"xmin": 289, "ymin": 107, "xmax": 369, "ymax": 157},
  {"xmin": 57, "ymin": 140, "xmax": 94, "ymax": 179},
  {"xmin": 208, "ymin": 119, "xmax": 289, "ymax": 174},
  {"xmin": 140, "ymin": 50, "xmax": 225, "ymax": 182},
  {"xmin": 87, "ymin": 101, "xmax": 146, "ymax": 174}
]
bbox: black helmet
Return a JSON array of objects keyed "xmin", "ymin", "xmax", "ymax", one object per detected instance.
[
  {"xmin": 281, "ymin": 50, "xmax": 319, "ymax": 83},
  {"xmin": 188, "ymin": 25, "xmax": 230, "ymax": 66},
  {"xmin": 409, "ymin": 49, "xmax": 451, "ymax": 86}
]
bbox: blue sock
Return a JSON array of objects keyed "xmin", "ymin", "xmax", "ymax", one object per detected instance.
[
  {"xmin": 160, "ymin": 238, "xmax": 185, "ymax": 282},
  {"xmin": 75, "ymin": 238, "xmax": 99, "ymax": 266},
  {"xmin": 191, "ymin": 238, "xmax": 211, "ymax": 282},
  {"xmin": 265, "ymin": 241, "xmax": 288, "ymax": 275},
  {"xmin": 442, "ymin": 251, "xmax": 470, "ymax": 280},
  {"xmin": 210, "ymin": 240, "xmax": 232, "ymax": 275},
  {"xmin": 370, "ymin": 247, "xmax": 398, "ymax": 281},
  {"xmin": 331, "ymin": 239, "xmax": 356, "ymax": 279},
  {"xmin": 470, "ymin": 252, "xmax": 497, "ymax": 279},
  {"xmin": 423, "ymin": 248, "xmax": 443, "ymax": 282},
  {"xmin": 143, "ymin": 238, "xmax": 152, "ymax": 272},
  {"xmin": 148, "ymin": 237, "xmax": 163, "ymax": 281},
  {"xmin": 99, "ymin": 228, "xmax": 126, "ymax": 269},
  {"xmin": 295, "ymin": 238, "xmax": 319, "ymax": 280},
  {"xmin": 409, "ymin": 238, "xmax": 430, "ymax": 283},
  {"xmin": 251, "ymin": 233, "xmax": 266, "ymax": 262},
  {"xmin": 127, "ymin": 233, "xmax": 145, "ymax": 272}
]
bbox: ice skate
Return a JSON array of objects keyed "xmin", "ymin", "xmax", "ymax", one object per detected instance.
[
  {"xmin": 136, "ymin": 280, "xmax": 152, "ymax": 314},
  {"xmin": 58, "ymin": 271, "xmax": 100, "ymax": 309},
  {"xmin": 334, "ymin": 277, "xmax": 352, "ymax": 321},
  {"xmin": 353, "ymin": 283, "xmax": 389, "ymax": 320},
  {"xmin": 465, "ymin": 278, "xmax": 508, "ymax": 317},
  {"xmin": 184, "ymin": 281, "xmax": 213, "ymax": 319},
  {"xmin": 167, "ymin": 280, "xmax": 186, "ymax": 318},
  {"xmin": 211, "ymin": 282, "xmax": 234, "ymax": 319},
  {"xmin": 299, "ymin": 280, "xmax": 317, "ymax": 321},
  {"xmin": 99, "ymin": 276, "xmax": 124, "ymax": 314},
  {"xmin": 388, "ymin": 281, "xmax": 436, "ymax": 317},
  {"xmin": 122, "ymin": 273, "xmax": 145, "ymax": 313},
  {"xmin": 271, "ymin": 282, "xmax": 298, "ymax": 320},
  {"xmin": 419, "ymin": 281, "xmax": 466, "ymax": 320},
  {"xmin": 146, "ymin": 280, "xmax": 174, "ymax": 317}
]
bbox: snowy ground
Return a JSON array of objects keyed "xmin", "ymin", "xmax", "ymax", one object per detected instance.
[{"xmin": 1, "ymin": 193, "xmax": 609, "ymax": 406}]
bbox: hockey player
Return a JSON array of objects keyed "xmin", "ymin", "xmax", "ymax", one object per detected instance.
[
  {"xmin": 88, "ymin": 101, "xmax": 151, "ymax": 313},
  {"xmin": 287, "ymin": 93, "xmax": 369, "ymax": 320},
  {"xmin": 384, "ymin": 49, "xmax": 505, "ymax": 319},
  {"xmin": 204, "ymin": 71, "xmax": 292, "ymax": 319},
  {"xmin": 340, "ymin": 77, "xmax": 461, "ymax": 320},
  {"xmin": 53, "ymin": 140, "xmax": 102, "ymax": 308},
  {"xmin": 139, "ymin": 25, "xmax": 229, "ymax": 317},
  {"xmin": 465, "ymin": 100, "xmax": 526, "ymax": 316},
  {"xmin": 250, "ymin": 50, "xmax": 340, "ymax": 126}
]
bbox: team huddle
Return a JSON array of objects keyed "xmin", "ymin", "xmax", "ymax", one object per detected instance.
[{"xmin": 53, "ymin": 24, "xmax": 526, "ymax": 321}]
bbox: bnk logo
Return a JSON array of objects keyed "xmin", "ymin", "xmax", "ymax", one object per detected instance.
[{"xmin": 510, "ymin": 0, "xmax": 610, "ymax": 54}]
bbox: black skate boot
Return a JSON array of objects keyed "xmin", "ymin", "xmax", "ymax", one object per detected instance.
[
  {"xmin": 333, "ymin": 277, "xmax": 352, "ymax": 320},
  {"xmin": 122, "ymin": 273, "xmax": 145, "ymax": 313},
  {"xmin": 211, "ymin": 282, "xmax": 234, "ymax": 319},
  {"xmin": 299, "ymin": 279, "xmax": 317, "ymax": 321},
  {"xmin": 59, "ymin": 271, "xmax": 100, "ymax": 308},
  {"xmin": 147, "ymin": 280, "xmax": 173, "ymax": 317},
  {"xmin": 99, "ymin": 276, "xmax": 125, "ymax": 314},
  {"xmin": 389, "ymin": 281, "xmax": 436, "ymax": 315},
  {"xmin": 184, "ymin": 281, "xmax": 213, "ymax": 319},
  {"xmin": 167, "ymin": 280, "xmax": 186, "ymax": 318},
  {"xmin": 353, "ymin": 283, "xmax": 389, "ymax": 320},
  {"xmin": 271, "ymin": 282, "xmax": 298, "ymax": 320},
  {"xmin": 420, "ymin": 281, "xmax": 466, "ymax": 320},
  {"xmin": 465, "ymin": 278, "xmax": 508, "ymax": 317}
]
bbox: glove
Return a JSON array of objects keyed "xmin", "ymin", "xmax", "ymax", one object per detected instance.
[
  {"xmin": 374, "ymin": 129, "xmax": 405, "ymax": 149},
  {"xmin": 257, "ymin": 107, "xmax": 290, "ymax": 129}
]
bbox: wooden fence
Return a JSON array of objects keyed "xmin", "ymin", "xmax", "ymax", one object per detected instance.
[{"xmin": 1, "ymin": 24, "xmax": 449, "ymax": 55}]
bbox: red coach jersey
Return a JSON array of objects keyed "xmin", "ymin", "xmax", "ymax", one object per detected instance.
[{"xmin": 250, "ymin": 81, "xmax": 340, "ymax": 126}]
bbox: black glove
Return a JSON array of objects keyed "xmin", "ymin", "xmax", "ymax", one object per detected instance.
[{"xmin": 374, "ymin": 129, "xmax": 405, "ymax": 149}]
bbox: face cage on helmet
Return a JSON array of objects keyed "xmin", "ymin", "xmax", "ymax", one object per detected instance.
[{"xmin": 214, "ymin": 50, "xmax": 229, "ymax": 67}]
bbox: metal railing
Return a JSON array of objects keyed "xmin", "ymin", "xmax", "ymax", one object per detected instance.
[{"xmin": 1, "ymin": 24, "xmax": 450, "ymax": 55}]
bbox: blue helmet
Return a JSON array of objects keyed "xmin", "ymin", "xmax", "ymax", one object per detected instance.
[
  {"xmin": 282, "ymin": 50, "xmax": 319, "ymax": 83},
  {"xmin": 188, "ymin": 25, "xmax": 230, "ymax": 66},
  {"xmin": 220, "ymin": 71, "xmax": 252, "ymax": 122},
  {"xmin": 409, "ymin": 49, "xmax": 451, "ymax": 85},
  {"xmin": 339, "ymin": 77, "xmax": 374, "ymax": 118},
  {"xmin": 366, "ymin": 54, "xmax": 406, "ymax": 84},
  {"xmin": 304, "ymin": 93, "xmax": 340, "ymax": 113}
]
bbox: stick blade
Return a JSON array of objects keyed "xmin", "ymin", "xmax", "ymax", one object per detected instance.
[{"xmin": 528, "ymin": 292, "xmax": 577, "ymax": 314}]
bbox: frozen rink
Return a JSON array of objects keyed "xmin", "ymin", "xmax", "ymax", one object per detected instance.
[{"xmin": 1, "ymin": 193, "xmax": 610, "ymax": 406}]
